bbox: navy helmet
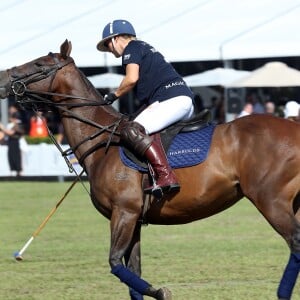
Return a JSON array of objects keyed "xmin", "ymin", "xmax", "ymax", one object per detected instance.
[{"xmin": 97, "ymin": 19, "xmax": 136, "ymax": 52}]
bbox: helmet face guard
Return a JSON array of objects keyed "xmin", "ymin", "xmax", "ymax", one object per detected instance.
[{"xmin": 97, "ymin": 19, "xmax": 136, "ymax": 52}]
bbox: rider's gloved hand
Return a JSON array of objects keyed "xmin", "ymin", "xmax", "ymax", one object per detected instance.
[{"xmin": 103, "ymin": 92, "xmax": 118, "ymax": 105}]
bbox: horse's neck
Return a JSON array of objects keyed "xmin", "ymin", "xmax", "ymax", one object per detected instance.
[
  {"xmin": 61, "ymin": 95, "xmax": 122, "ymax": 164},
  {"xmin": 57, "ymin": 69, "xmax": 123, "ymax": 166},
  {"xmin": 62, "ymin": 104, "xmax": 121, "ymax": 146},
  {"xmin": 61, "ymin": 104, "xmax": 122, "ymax": 174}
]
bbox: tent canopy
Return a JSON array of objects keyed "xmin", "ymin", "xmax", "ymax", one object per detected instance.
[
  {"xmin": 0, "ymin": 0, "xmax": 300, "ymax": 69},
  {"xmin": 228, "ymin": 62, "xmax": 300, "ymax": 87},
  {"xmin": 88, "ymin": 72, "xmax": 124, "ymax": 88},
  {"xmin": 183, "ymin": 68, "xmax": 251, "ymax": 87}
]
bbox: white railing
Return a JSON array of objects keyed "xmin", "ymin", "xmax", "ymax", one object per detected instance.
[{"xmin": 0, "ymin": 144, "xmax": 83, "ymax": 177}]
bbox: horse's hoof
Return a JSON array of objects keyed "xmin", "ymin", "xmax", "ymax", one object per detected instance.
[{"xmin": 156, "ymin": 287, "xmax": 172, "ymax": 300}]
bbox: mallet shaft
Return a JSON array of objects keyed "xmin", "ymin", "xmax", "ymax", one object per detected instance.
[
  {"xmin": 14, "ymin": 173, "xmax": 83, "ymax": 260},
  {"xmin": 18, "ymin": 236, "xmax": 34, "ymax": 256}
]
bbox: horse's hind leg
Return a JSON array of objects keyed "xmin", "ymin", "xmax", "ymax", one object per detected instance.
[
  {"xmin": 109, "ymin": 209, "xmax": 172, "ymax": 300},
  {"xmin": 257, "ymin": 196, "xmax": 300, "ymax": 299},
  {"xmin": 277, "ymin": 221, "xmax": 300, "ymax": 300},
  {"xmin": 278, "ymin": 251, "xmax": 300, "ymax": 300}
]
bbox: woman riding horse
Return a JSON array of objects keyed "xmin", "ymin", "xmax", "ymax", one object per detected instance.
[{"xmin": 97, "ymin": 19, "xmax": 195, "ymax": 198}]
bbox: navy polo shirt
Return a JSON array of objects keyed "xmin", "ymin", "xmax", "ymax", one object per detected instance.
[{"xmin": 122, "ymin": 40, "xmax": 193, "ymax": 104}]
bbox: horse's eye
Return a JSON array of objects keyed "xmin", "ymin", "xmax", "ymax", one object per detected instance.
[{"xmin": 34, "ymin": 62, "xmax": 43, "ymax": 67}]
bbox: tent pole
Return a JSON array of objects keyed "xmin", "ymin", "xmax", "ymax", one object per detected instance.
[{"xmin": 0, "ymin": 98, "xmax": 8, "ymax": 126}]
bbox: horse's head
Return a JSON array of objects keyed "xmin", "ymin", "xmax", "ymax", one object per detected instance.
[{"xmin": 0, "ymin": 39, "xmax": 74, "ymax": 110}]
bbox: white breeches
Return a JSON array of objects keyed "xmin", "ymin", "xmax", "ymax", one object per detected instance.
[{"xmin": 134, "ymin": 96, "xmax": 194, "ymax": 134}]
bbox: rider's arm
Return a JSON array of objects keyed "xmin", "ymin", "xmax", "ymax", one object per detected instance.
[{"xmin": 115, "ymin": 63, "xmax": 139, "ymax": 98}]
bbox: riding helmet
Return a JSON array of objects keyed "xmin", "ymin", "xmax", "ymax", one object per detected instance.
[{"xmin": 97, "ymin": 19, "xmax": 136, "ymax": 52}]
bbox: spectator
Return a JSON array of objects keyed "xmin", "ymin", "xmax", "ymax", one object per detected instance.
[
  {"xmin": 0, "ymin": 126, "xmax": 5, "ymax": 145},
  {"xmin": 56, "ymin": 122, "xmax": 69, "ymax": 145},
  {"xmin": 29, "ymin": 112, "xmax": 48, "ymax": 138},
  {"xmin": 253, "ymin": 100, "xmax": 265, "ymax": 114},
  {"xmin": 236, "ymin": 102, "xmax": 253, "ymax": 118},
  {"xmin": 0, "ymin": 106, "xmax": 25, "ymax": 176},
  {"xmin": 264, "ymin": 101, "xmax": 276, "ymax": 115},
  {"xmin": 284, "ymin": 101, "xmax": 300, "ymax": 122},
  {"xmin": 211, "ymin": 96, "xmax": 225, "ymax": 124},
  {"xmin": 248, "ymin": 92, "xmax": 264, "ymax": 114},
  {"xmin": 193, "ymin": 93, "xmax": 204, "ymax": 113}
]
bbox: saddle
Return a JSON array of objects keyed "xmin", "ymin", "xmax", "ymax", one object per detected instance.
[
  {"xmin": 122, "ymin": 109, "xmax": 213, "ymax": 169},
  {"xmin": 161, "ymin": 108, "xmax": 212, "ymax": 150}
]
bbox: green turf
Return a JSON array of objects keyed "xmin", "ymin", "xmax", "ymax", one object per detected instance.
[{"xmin": 0, "ymin": 181, "xmax": 298, "ymax": 299}]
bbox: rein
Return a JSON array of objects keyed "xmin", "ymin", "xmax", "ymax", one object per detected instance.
[
  {"xmin": 10, "ymin": 54, "xmax": 125, "ymax": 168},
  {"xmin": 17, "ymin": 88, "xmax": 104, "ymax": 107},
  {"xmin": 25, "ymin": 92, "xmax": 124, "ymax": 165}
]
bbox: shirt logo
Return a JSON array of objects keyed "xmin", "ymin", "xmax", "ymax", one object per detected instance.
[
  {"xmin": 124, "ymin": 54, "xmax": 131, "ymax": 60},
  {"xmin": 165, "ymin": 80, "xmax": 185, "ymax": 89}
]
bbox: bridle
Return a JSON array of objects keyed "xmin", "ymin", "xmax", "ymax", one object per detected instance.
[
  {"xmin": 9, "ymin": 53, "xmax": 103, "ymax": 109},
  {"xmin": 8, "ymin": 52, "xmax": 125, "ymax": 169},
  {"xmin": 10, "ymin": 53, "xmax": 72, "ymax": 95}
]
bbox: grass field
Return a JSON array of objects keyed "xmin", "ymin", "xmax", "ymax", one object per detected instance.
[{"xmin": 0, "ymin": 181, "xmax": 299, "ymax": 300}]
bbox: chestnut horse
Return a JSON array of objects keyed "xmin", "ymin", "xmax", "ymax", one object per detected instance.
[{"xmin": 1, "ymin": 40, "xmax": 300, "ymax": 300}]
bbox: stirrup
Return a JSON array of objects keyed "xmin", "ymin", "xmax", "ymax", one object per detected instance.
[
  {"xmin": 144, "ymin": 183, "xmax": 180, "ymax": 199},
  {"xmin": 151, "ymin": 186, "xmax": 164, "ymax": 199},
  {"xmin": 144, "ymin": 182, "xmax": 163, "ymax": 199},
  {"xmin": 144, "ymin": 163, "xmax": 161, "ymax": 198}
]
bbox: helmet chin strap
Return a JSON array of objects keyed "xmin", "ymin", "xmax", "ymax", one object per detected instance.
[{"xmin": 111, "ymin": 37, "xmax": 120, "ymax": 57}]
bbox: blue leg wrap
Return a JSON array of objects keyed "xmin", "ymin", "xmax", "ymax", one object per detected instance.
[
  {"xmin": 277, "ymin": 253, "xmax": 300, "ymax": 299},
  {"xmin": 111, "ymin": 265, "xmax": 150, "ymax": 295},
  {"xmin": 129, "ymin": 287, "xmax": 144, "ymax": 300}
]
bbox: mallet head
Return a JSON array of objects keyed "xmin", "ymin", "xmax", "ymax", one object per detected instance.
[{"xmin": 13, "ymin": 251, "xmax": 23, "ymax": 261}]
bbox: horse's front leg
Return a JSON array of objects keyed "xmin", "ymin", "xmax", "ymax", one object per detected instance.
[
  {"xmin": 109, "ymin": 208, "xmax": 172, "ymax": 300},
  {"xmin": 124, "ymin": 223, "xmax": 143, "ymax": 300}
]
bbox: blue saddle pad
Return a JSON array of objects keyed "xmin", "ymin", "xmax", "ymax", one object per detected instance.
[{"xmin": 119, "ymin": 124, "xmax": 216, "ymax": 172}]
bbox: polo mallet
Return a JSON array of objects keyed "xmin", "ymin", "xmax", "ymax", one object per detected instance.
[{"xmin": 13, "ymin": 173, "xmax": 82, "ymax": 261}]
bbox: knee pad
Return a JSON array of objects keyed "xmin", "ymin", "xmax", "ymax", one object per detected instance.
[{"xmin": 120, "ymin": 121, "xmax": 153, "ymax": 155}]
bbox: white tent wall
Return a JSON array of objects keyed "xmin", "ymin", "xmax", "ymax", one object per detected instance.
[
  {"xmin": 0, "ymin": 0, "xmax": 300, "ymax": 69},
  {"xmin": 1, "ymin": 0, "xmax": 300, "ymax": 127},
  {"xmin": 221, "ymin": 4, "xmax": 300, "ymax": 60}
]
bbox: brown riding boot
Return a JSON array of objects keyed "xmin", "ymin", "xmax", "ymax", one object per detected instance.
[
  {"xmin": 120, "ymin": 121, "xmax": 180, "ymax": 198},
  {"xmin": 143, "ymin": 134, "xmax": 180, "ymax": 197}
]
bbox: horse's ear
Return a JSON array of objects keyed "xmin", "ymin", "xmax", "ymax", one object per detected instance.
[{"xmin": 60, "ymin": 39, "xmax": 72, "ymax": 59}]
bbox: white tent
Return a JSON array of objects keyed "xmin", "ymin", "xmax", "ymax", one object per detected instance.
[
  {"xmin": 228, "ymin": 62, "xmax": 300, "ymax": 87},
  {"xmin": 221, "ymin": 4, "xmax": 300, "ymax": 60},
  {"xmin": 88, "ymin": 73, "xmax": 124, "ymax": 88},
  {"xmin": 183, "ymin": 68, "xmax": 251, "ymax": 87},
  {"xmin": 0, "ymin": 0, "xmax": 300, "ymax": 69}
]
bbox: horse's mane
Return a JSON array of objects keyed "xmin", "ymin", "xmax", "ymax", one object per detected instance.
[
  {"xmin": 74, "ymin": 64, "xmax": 123, "ymax": 120},
  {"xmin": 77, "ymin": 68, "xmax": 103, "ymax": 99}
]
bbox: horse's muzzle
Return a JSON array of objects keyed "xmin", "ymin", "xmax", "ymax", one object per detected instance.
[{"xmin": 0, "ymin": 71, "xmax": 10, "ymax": 98}]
